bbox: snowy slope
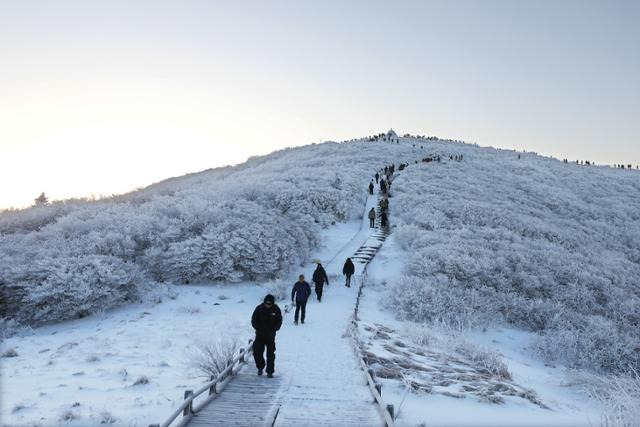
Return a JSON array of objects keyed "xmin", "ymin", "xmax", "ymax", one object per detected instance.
[
  {"xmin": 362, "ymin": 233, "xmax": 601, "ymax": 426},
  {"xmin": 0, "ymin": 212, "xmax": 371, "ymax": 425},
  {"xmin": 0, "ymin": 139, "xmax": 419, "ymax": 326},
  {"xmin": 2, "ymin": 132, "xmax": 639, "ymax": 426}
]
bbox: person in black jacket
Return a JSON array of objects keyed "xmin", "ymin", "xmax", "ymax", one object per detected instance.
[
  {"xmin": 368, "ymin": 181, "xmax": 374, "ymax": 195},
  {"xmin": 381, "ymin": 211, "xmax": 389, "ymax": 228},
  {"xmin": 251, "ymin": 294, "xmax": 282, "ymax": 377},
  {"xmin": 312, "ymin": 263, "xmax": 329, "ymax": 302},
  {"xmin": 343, "ymin": 258, "xmax": 355, "ymax": 287}
]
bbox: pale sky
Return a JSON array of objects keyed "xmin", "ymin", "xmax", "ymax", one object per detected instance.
[{"xmin": 1, "ymin": 0, "xmax": 639, "ymax": 209}]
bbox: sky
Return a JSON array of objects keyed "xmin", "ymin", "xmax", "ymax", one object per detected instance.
[{"xmin": 1, "ymin": 0, "xmax": 639, "ymax": 209}]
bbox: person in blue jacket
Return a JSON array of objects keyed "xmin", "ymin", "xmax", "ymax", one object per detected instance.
[{"xmin": 291, "ymin": 274, "xmax": 311, "ymax": 325}]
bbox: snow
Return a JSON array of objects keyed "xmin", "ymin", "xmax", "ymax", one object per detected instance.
[
  {"xmin": 1, "ymin": 283, "xmax": 261, "ymax": 425},
  {"xmin": 359, "ymin": 232, "xmax": 602, "ymax": 426},
  {"xmin": 0, "ymin": 195, "xmax": 381, "ymax": 426},
  {"xmin": 2, "ymin": 133, "xmax": 638, "ymax": 425},
  {"xmin": 272, "ymin": 195, "xmax": 382, "ymax": 425},
  {"xmin": 0, "ymin": 139, "xmax": 420, "ymax": 326}
]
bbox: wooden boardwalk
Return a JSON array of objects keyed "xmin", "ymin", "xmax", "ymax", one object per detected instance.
[
  {"xmin": 188, "ymin": 372, "xmax": 284, "ymax": 427},
  {"xmin": 182, "ymin": 193, "xmax": 392, "ymax": 427},
  {"xmin": 274, "ymin": 370, "xmax": 383, "ymax": 427}
]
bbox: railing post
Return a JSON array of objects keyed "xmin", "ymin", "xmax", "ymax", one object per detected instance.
[
  {"xmin": 375, "ymin": 382, "xmax": 382, "ymax": 396},
  {"xmin": 149, "ymin": 424, "xmax": 160, "ymax": 427},
  {"xmin": 183, "ymin": 390, "xmax": 193, "ymax": 416},
  {"xmin": 239, "ymin": 347, "xmax": 245, "ymax": 363},
  {"xmin": 229, "ymin": 357, "xmax": 235, "ymax": 376},
  {"xmin": 209, "ymin": 375, "xmax": 217, "ymax": 395},
  {"xmin": 367, "ymin": 368, "xmax": 374, "ymax": 379},
  {"xmin": 386, "ymin": 404, "xmax": 395, "ymax": 420}
]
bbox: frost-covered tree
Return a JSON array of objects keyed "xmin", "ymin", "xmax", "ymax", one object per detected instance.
[{"xmin": 34, "ymin": 192, "xmax": 48, "ymax": 206}]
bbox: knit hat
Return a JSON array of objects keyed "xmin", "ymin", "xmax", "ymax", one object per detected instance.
[{"xmin": 264, "ymin": 294, "xmax": 275, "ymax": 304}]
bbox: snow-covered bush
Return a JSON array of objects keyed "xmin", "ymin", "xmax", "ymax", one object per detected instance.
[
  {"xmin": 1, "ymin": 347, "xmax": 18, "ymax": 358},
  {"xmin": 263, "ymin": 279, "xmax": 290, "ymax": 301},
  {"xmin": 189, "ymin": 335, "xmax": 240, "ymax": 378},
  {"xmin": 132, "ymin": 376, "xmax": 150, "ymax": 386},
  {"xmin": 387, "ymin": 140, "xmax": 640, "ymax": 374},
  {"xmin": 575, "ymin": 369, "xmax": 640, "ymax": 427},
  {"xmin": 1, "ymin": 254, "xmax": 146, "ymax": 324}
]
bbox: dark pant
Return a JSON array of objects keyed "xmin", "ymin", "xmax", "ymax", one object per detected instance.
[
  {"xmin": 253, "ymin": 334, "xmax": 276, "ymax": 374},
  {"xmin": 294, "ymin": 300, "xmax": 307, "ymax": 322},
  {"xmin": 345, "ymin": 274, "xmax": 352, "ymax": 287},
  {"xmin": 315, "ymin": 283, "xmax": 324, "ymax": 301},
  {"xmin": 369, "ymin": 218, "xmax": 375, "ymax": 227}
]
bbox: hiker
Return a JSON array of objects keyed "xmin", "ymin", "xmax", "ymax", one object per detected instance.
[
  {"xmin": 312, "ymin": 263, "xmax": 329, "ymax": 302},
  {"xmin": 381, "ymin": 211, "xmax": 388, "ymax": 228},
  {"xmin": 368, "ymin": 207, "xmax": 376, "ymax": 228},
  {"xmin": 375, "ymin": 172, "xmax": 379, "ymax": 183},
  {"xmin": 368, "ymin": 181, "xmax": 374, "ymax": 195},
  {"xmin": 379, "ymin": 197, "xmax": 389, "ymax": 213},
  {"xmin": 291, "ymin": 275, "xmax": 311, "ymax": 325},
  {"xmin": 251, "ymin": 294, "xmax": 283, "ymax": 377},
  {"xmin": 380, "ymin": 179, "xmax": 387, "ymax": 194},
  {"xmin": 343, "ymin": 258, "xmax": 355, "ymax": 288}
]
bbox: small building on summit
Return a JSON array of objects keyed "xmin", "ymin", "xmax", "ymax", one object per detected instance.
[{"xmin": 386, "ymin": 129, "xmax": 398, "ymax": 140}]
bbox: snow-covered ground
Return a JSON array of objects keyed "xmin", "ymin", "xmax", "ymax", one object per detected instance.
[
  {"xmin": 0, "ymin": 203, "xmax": 373, "ymax": 426},
  {"xmin": 3, "ymin": 133, "xmax": 639, "ymax": 426},
  {"xmin": 360, "ymin": 232, "xmax": 601, "ymax": 426},
  {"xmin": 1, "ymin": 283, "xmax": 258, "ymax": 425}
]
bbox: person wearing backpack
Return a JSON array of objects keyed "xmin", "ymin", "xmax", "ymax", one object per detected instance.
[{"xmin": 312, "ymin": 263, "xmax": 329, "ymax": 302}]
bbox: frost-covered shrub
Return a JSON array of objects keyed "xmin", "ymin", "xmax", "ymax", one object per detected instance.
[
  {"xmin": 99, "ymin": 411, "xmax": 117, "ymax": 424},
  {"xmin": 1, "ymin": 255, "xmax": 146, "ymax": 324},
  {"xmin": 1, "ymin": 347, "xmax": 18, "ymax": 358},
  {"xmin": 132, "ymin": 376, "xmax": 149, "ymax": 386},
  {"xmin": 387, "ymin": 140, "xmax": 640, "ymax": 374},
  {"xmin": 388, "ymin": 275, "xmax": 499, "ymax": 330},
  {"xmin": 455, "ymin": 342, "xmax": 511, "ymax": 380},
  {"xmin": 403, "ymin": 323, "xmax": 512, "ymax": 381},
  {"xmin": 263, "ymin": 279, "xmax": 290, "ymax": 301},
  {"xmin": 573, "ymin": 369, "xmax": 640, "ymax": 427},
  {"xmin": 189, "ymin": 335, "xmax": 240, "ymax": 378}
]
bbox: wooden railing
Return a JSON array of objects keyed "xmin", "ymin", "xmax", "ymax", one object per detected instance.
[
  {"xmin": 149, "ymin": 338, "xmax": 254, "ymax": 427},
  {"xmin": 350, "ymin": 269, "xmax": 396, "ymax": 427}
]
